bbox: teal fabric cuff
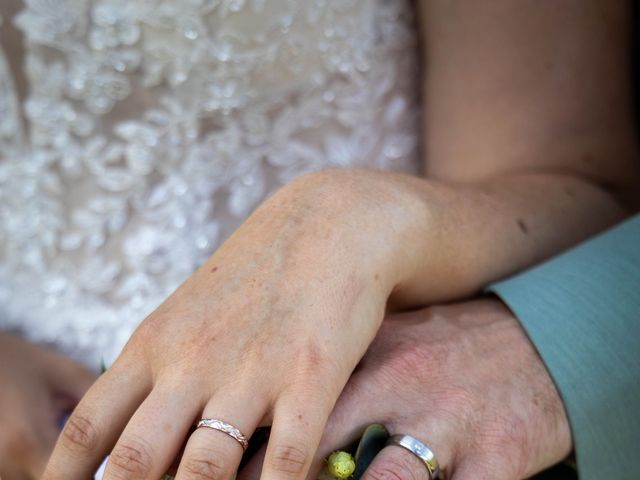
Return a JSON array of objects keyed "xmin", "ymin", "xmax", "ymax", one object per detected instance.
[{"xmin": 489, "ymin": 214, "xmax": 640, "ymax": 480}]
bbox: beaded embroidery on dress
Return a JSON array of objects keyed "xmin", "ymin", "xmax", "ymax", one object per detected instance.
[{"xmin": 0, "ymin": 0, "xmax": 420, "ymax": 368}]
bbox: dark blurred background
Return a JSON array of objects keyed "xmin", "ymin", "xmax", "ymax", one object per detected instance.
[{"xmin": 533, "ymin": 463, "xmax": 577, "ymax": 480}]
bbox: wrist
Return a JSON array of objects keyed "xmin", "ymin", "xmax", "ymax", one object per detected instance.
[{"xmin": 265, "ymin": 168, "xmax": 433, "ymax": 299}]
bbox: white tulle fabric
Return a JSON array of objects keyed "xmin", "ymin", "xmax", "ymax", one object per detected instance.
[{"xmin": 0, "ymin": 0, "xmax": 420, "ymax": 369}]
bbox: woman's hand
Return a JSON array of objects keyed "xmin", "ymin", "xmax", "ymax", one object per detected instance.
[
  {"xmin": 292, "ymin": 298, "xmax": 569, "ymax": 480},
  {"xmin": 0, "ymin": 332, "xmax": 96, "ymax": 480},
  {"xmin": 43, "ymin": 167, "xmax": 619, "ymax": 480},
  {"xmin": 43, "ymin": 171, "xmax": 407, "ymax": 480}
]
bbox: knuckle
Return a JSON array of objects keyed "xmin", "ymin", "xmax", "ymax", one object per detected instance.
[
  {"xmin": 293, "ymin": 341, "xmax": 335, "ymax": 379},
  {"xmin": 134, "ymin": 316, "xmax": 158, "ymax": 341},
  {"xmin": 388, "ymin": 343, "xmax": 447, "ymax": 381},
  {"xmin": 61, "ymin": 413, "xmax": 99, "ymax": 452},
  {"xmin": 182, "ymin": 454, "xmax": 227, "ymax": 480},
  {"xmin": 430, "ymin": 384, "xmax": 477, "ymax": 417},
  {"xmin": 124, "ymin": 320, "xmax": 156, "ymax": 356},
  {"xmin": 269, "ymin": 444, "xmax": 308, "ymax": 475},
  {"xmin": 365, "ymin": 454, "xmax": 421, "ymax": 480},
  {"xmin": 386, "ymin": 384, "xmax": 476, "ymax": 434},
  {"xmin": 109, "ymin": 436, "xmax": 153, "ymax": 477},
  {"xmin": 456, "ymin": 454, "xmax": 510, "ymax": 480},
  {"xmin": 477, "ymin": 414, "xmax": 528, "ymax": 478}
]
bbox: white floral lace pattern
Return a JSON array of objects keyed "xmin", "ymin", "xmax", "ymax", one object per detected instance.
[{"xmin": 0, "ymin": 0, "xmax": 420, "ymax": 368}]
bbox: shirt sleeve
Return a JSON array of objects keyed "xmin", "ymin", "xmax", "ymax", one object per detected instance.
[{"xmin": 488, "ymin": 214, "xmax": 640, "ymax": 480}]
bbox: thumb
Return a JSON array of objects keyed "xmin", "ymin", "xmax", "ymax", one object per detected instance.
[
  {"xmin": 40, "ymin": 348, "xmax": 97, "ymax": 402},
  {"xmin": 26, "ymin": 428, "xmax": 57, "ymax": 480},
  {"xmin": 8, "ymin": 414, "xmax": 59, "ymax": 480}
]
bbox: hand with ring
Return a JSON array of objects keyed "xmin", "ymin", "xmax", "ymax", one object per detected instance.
[
  {"xmin": 42, "ymin": 168, "xmax": 589, "ymax": 480},
  {"xmin": 239, "ymin": 298, "xmax": 572, "ymax": 480},
  {"xmin": 42, "ymin": 171, "xmax": 424, "ymax": 480}
]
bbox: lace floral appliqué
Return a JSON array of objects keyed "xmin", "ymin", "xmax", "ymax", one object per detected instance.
[{"xmin": 0, "ymin": 0, "xmax": 420, "ymax": 367}]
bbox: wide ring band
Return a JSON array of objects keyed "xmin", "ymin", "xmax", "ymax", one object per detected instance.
[
  {"xmin": 385, "ymin": 434, "xmax": 441, "ymax": 479},
  {"xmin": 196, "ymin": 418, "xmax": 249, "ymax": 451}
]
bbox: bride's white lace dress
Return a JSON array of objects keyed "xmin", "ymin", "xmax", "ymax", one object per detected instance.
[{"xmin": 0, "ymin": 0, "xmax": 420, "ymax": 369}]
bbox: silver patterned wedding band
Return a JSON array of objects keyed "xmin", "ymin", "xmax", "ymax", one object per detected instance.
[
  {"xmin": 386, "ymin": 434, "xmax": 441, "ymax": 479},
  {"xmin": 196, "ymin": 418, "xmax": 249, "ymax": 451}
]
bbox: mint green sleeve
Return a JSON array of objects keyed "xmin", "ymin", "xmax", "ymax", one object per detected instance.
[{"xmin": 488, "ymin": 214, "xmax": 640, "ymax": 480}]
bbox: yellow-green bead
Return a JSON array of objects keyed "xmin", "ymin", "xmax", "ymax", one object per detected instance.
[{"xmin": 327, "ymin": 451, "xmax": 356, "ymax": 479}]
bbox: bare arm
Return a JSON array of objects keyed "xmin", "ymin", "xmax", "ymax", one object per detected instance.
[
  {"xmin": 328, "ymin": 0, "xmax": 640, "ymax": 307},
  {"xmin": 420, "ymin": 0, "xmax": 640, "ymax": 196}
]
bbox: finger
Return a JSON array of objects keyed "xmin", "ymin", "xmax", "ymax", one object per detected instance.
[
  {"xmin": 103, "ymin": 375, "xmax": 201, "ymax": 480},
  {"xmin": 237, "ymin": 444, "xmax": 267, "ymax": 480},
  {"xmin": 259, "ymin": 391, "xmax": 331, "ymax": 480},
  {"xmin": 309, "ymin": 374, "xmax": 382, "ymax": 478},
  {"xmin": 41, "ymin": 350, "xmax": 97, "ymax": 401},
  {"xmin": 42, "ymin": 361, "xmax": 151, "ymax": 480},
  {"xmin": 450, "ymin": 455, "xmax": 507, "ymax": 480},
  {"xmin": 176, "ymin": 391, "xmax": 266, "ymax": 480},
  {"xmin": 312, "ymin": 371, "xmax": 461, "ymax": 480},
  {"xmin": 361, "ymin": 444, "xmax": 431, "ymax": 480}
]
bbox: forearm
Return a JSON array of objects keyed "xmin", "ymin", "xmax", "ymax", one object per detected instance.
[
  {"xmin": 370, "ymin": 0, "xmax": 640, "ymax": 309},
  {"xmin": 383, "ymin": 171, "xmax": 628, "ymax": 307}
]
